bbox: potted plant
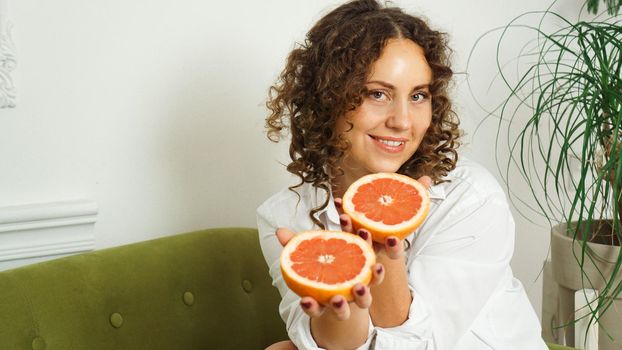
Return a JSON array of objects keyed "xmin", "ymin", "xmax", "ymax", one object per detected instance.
[{"xmin": 469, "ymin": 0, "xmax": 621, "ymax": 348}]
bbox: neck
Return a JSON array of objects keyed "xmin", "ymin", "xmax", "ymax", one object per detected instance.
[{"xmin": 331, "ymin": 168, "xmax": 366, "ymax": 200}]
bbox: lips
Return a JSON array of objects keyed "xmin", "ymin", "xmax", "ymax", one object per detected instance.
[{"xmin": 369, "ymin": 135, "xmax": 407, "ymax": 153}]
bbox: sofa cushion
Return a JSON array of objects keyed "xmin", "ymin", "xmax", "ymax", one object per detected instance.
[{"xmin": 0, "ymin": 227, "xmax": 287, "ymax": 349}]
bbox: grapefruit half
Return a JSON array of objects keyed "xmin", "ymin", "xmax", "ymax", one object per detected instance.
[
  {"xmin": 342, "ymin": 172, "xmax": 430, "ymax": 243},
  {"xmin": 280, "ymin": 230, "xmax": 376, "ymax": 305}
]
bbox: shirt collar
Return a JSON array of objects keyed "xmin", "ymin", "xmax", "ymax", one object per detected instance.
[
  {"xmin": 429, "ymin": 171, "xmax": 456, "ymax": 200},
  {"xmin": 428, "ymin": 182, "xmax": 446, "ymax": 200},
  {"xmin": 308, "ymin": 185, "xmax": 341, "ymax": 226}
]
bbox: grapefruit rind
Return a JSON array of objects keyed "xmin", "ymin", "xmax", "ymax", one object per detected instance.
[
  {"xmin": 342, "ymin": 173, "xmax": 430, "ymax": 243},
  {"xmin": 280, "ymin": 230, "xmax": 376, "ymax": 305}
]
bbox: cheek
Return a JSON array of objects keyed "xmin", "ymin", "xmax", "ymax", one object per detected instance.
[
  {"xmin": 349, "ymin": 104, "xmax": 384, "ymax": 129},
  {"xmin": 415, "ymin": 117, "xmax": 432, "ymax": 137},
  {"xmin": 423, "ymin": 120, "xmax": 432, "ymax": 133},
  {"xmin": 422, "ymin": 107, "xmax": 433, "ymax": 129}
]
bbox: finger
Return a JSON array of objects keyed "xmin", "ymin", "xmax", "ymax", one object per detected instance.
[
  {"xmin": 299, "ymin": 297, "xmax": 325, "ymax": 318},
  {"xmin": 276, "ymin": 228, "xmax": 295, "ymax": 247},
  {"xmin": 352, "ymin": 283, "xmax": 372, "ymax": 309},
  {"xmin": 339, "ymin": 214, "xmax": 354, "ymax": 233},
  {"xmin": 356, "ymin": 228, "xmax": 373, "ymax": 246},
  {"xmin": 417, "ymin": 175, "xmax": 433, "ymax": 189},
  {"xmin": 369, "ymin": 263, "xmax": 385, "ymax": 286},
  {"xmin": 328, "ymin": 295, "xmax": 350, "ymax": 321},
  {"xmin": 334, "ymin": 198, "xmax": 343, "ymax": 212},
  {"xmin": 385, "ymin": 236, "xmax": 405, "ymax": 259}
]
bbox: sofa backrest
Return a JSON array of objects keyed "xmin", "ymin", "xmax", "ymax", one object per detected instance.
[{"xmin": 0, "ymin": 227, "xmax": 288, "ymax": 349}]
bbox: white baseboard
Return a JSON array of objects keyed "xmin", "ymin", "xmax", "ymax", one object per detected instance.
[{"xmin": 0, "ymin": 200, "xmax": 97, "ymax": 266}]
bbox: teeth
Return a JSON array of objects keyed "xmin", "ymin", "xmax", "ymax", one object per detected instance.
[{"xmin": 378, "ymin": 139, "xmax": 404, "ymax": 147}]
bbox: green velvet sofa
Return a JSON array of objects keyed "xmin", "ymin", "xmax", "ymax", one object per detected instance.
[
  {"xmin": 0, "ymin": 227, "xmax": 575, "ymax": 350},
  {"xmin": 0, "ymin": 227, "xmax": 287, "ymax": 349}
]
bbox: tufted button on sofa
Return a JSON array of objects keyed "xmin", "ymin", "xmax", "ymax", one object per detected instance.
[{"xmin": 0, "ymin": 227, "xmax": 288, "ymax": 349}]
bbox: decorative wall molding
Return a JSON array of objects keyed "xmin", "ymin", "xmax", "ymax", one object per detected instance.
[
  {"xmin": 0, "ymin": 200, "xmax": 98, "ymax": 263},
  {"xmin": 0, "ymin": 0, "xmax": 16, "ymax": 108}
]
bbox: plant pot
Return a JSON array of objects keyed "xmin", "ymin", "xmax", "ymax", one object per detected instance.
[{"xmin": 544, "ymin": 221, "xmax": 622, "ymax": 349}]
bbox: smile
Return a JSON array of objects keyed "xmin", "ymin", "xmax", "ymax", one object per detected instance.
[
  {"xmin": 369, "ymin": 135, "xmax": 407, "ymax": 153},
  {"xmin": 378, "ymin": 139, "xmax": 404, "ymax": 147}
]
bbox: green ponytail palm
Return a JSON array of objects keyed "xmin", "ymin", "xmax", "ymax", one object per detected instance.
[
  {"xmin": 586, "ymin": 0, "xmax": 622, "ymax": 15},
  {"xmin": 469, "ymin": 1, "xmax": 622, "ymax": 342}
]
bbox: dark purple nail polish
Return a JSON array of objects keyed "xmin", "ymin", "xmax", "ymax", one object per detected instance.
[
  {"xmin": 388, "ymin": 238, "xmax": 397, "ymax": 247},
  {"xmin": 357, "ymin": 229, "xmax": 369, "ymax": 241},
  {"xmin": 301, "ymin": 301, "xmax": 312, "ymax": 309},
  {"xmin": 356, "ymin": 286, "xmax": 366, "ymax": 296},
  {"xmin": 332, "ymin": 300, "xmax": 344, "ymax": 308},
  {"xmin": 334, "ymin": 200, "xmax": 342, "ymax": 209},
  {"xmin": 340, "ymin": 218, "xmax": 348, "ymax": 227},
  {"xmin": 376, "ymin": 266, "xmax": 383, "ymax": 274}
]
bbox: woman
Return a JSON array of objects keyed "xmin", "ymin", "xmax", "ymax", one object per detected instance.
[{"xmin": 257, "ymin": 0, "xmax": 547, "ymax": 349}]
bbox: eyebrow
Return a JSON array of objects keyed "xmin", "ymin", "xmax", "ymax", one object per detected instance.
[{"xmin": 366, "ymin": 80, "xmax": 431, "ymax": 91}]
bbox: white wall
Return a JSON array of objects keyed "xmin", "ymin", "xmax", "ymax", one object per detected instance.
[{"xmin": 0, "ymin": 0, "xmax": 586, "ymax": 320}]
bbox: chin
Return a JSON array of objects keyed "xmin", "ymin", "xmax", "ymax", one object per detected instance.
[
  {"xmin": 365, "ymin": 152, "xmax": 415, "ymax": 174},
  {"xmin": 368, "ymin": 162, "xmax": 403, "ymax": 174}
]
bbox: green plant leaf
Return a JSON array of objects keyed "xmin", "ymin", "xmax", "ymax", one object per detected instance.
[{"xmin": 468, "ymin": 6, "xmax": 622, "ymax": 329}]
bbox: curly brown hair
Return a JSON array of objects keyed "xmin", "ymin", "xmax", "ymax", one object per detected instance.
[{"xmin": 265, "ymin": 0, "xmax": 461, "ymax": 228}]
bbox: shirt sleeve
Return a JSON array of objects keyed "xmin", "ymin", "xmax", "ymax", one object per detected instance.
[
  {"xmin": 256, "ymin": 203, "xmax": 316, "ymax": 349},
  {"xmin": 256, "ymin": 167, "xmax": 547, "ymax": 350},
  {"xmin": 406, "ymin": 180, "xmax": 547, "ymax": 349},
  {"xmin": 257, "ymin": 200, "xmax": 434, "ymax": 350},
  {"xmin": 370, "ymin": 285, "xmax": 434, "ymax": 348},
  {"xmin": 257, "ymin": 203, "xmax": 378, "ymax": 349}
]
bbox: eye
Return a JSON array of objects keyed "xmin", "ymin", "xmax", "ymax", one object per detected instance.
[
  {"xmin": 412, "ymin": 92, "xmax": 429, "ymax": 103},
  {"xmin": 368, "ymin": 90, "xmax": 388, "ymax": 101}
]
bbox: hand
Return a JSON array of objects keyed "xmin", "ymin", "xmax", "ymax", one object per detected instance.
[
  {"xmin": 334, "ymin": 175, "xmax": 433, "ymax": 260},
  {"xmin": 276, "ymin": 228, "xmax": 384, "ymax": 321}
]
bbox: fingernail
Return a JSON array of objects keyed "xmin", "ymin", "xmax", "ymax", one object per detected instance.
[
  {"xmin": 334, "ymin": 200, "xmax": 342, "ymax": 209},
  {"xmin": 357, "ymin": 229, "xmax": 369, "ymax": 241},
  {"xmin": 301, "ymin": 301, "xmax": 312, "ymax": 309},
  {"xmin": 332, "ymin": 300, "xmax": 344, "ymax": 308},
  {"xmin": 388, "ymin": 238, "xmax": 397, "ymax": 247},
  {"xmin": 356, "ymin": 286, "xmax": 366, "ymax": 296},
  {"xmin": 376, "ymin": 266, "xmax": 383, "ymax": 274},
  {"xmin": 340, "ymin": 218, "xmax": 348, "ymax": 227}
]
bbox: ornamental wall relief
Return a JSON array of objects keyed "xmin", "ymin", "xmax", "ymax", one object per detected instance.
[{"xmin": 0, "ymin": 0, "xmax": 16, "ymax": 108}]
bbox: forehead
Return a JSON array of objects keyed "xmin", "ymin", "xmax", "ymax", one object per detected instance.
[{"xmin": 368, "ymin": 39, "xmax": 432, "ymax": 84}]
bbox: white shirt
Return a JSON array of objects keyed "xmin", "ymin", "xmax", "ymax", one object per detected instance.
[{"xmin": 257, "ymin": 157, "xmax": 547, "ymax": 350}]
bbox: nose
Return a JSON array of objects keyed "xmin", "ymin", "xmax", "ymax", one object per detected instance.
[{"xmin": 386, "ymin": 98, "xmax": 411, "ymax": 130}]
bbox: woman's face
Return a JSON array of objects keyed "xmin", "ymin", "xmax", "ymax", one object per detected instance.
[{"xmin": 336, "ymin": 38, "xmax": 433, "ymax": 181}]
